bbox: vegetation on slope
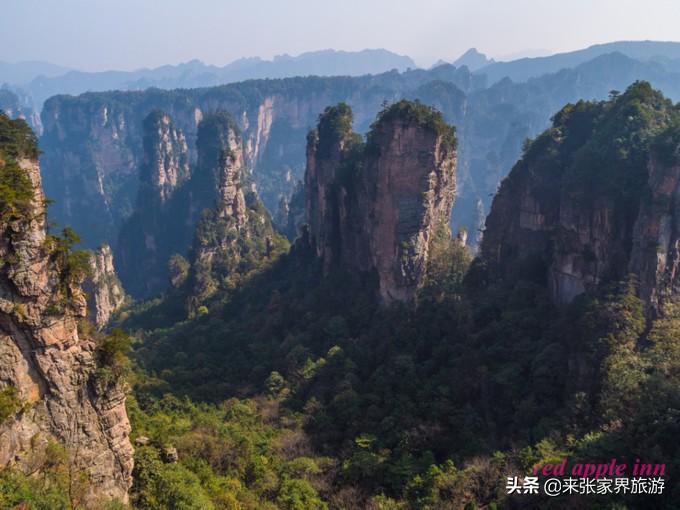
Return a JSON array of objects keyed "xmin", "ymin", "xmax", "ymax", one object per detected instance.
[
  {"xmin": 116, "ymin": 84, "xmax": 680, "ymax": 509},
  {"xmin": 6, "ymin": 84, "xmax": 680, "ymax": 508},
  {"xmin": 368, "ymin": 99, "xmax": 458, "ymax": 154},
  {"xmin": 0, "ymin": 112, "xmax": 37, "ymax": 223}
]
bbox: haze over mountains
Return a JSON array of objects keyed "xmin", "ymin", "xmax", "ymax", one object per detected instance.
[
  {"xmin": 3, "ymin": 41, "xmax": 680, "ymax": 115},
  {"xmin": 0, "ymin": 39, "xmax": 678, "ymax": 146},
  {"xmin": 476, "ymin": 40, "xmax": 680, "ymax": 83},
  {"xmin": 0, "ymin": 49, "xmax": 416, "ymax": 110}
]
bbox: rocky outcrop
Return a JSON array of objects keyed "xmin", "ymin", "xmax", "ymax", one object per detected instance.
[
  {"xmin": 482, "ymin": 82, "xmax": 680, "ymax": 313},
  {"xmin": 629, "ymin": 154, "xmax": 680, "ymax": 310},
  {"xmin": 41, "ymin": 56, "xmax": 672, "ymax": 261},
  {"xmin": 184, "ymin": 113, "xmax": 285, "ymax": 314},
  {"xmin": 305, "ymin": 101, "xmax": 457, "ymax": 303},
  {"xmin": 193, "ymin": 112, "xmax": 249, "ymax": 226},
  {"xmin": 0, "ymin": 87, "xmax": 41, "ymax": 134},
  {"xmin": 83, "ymin": 245, "xmax": 126, "ymax": 329},
  {"xmin": 275, "ymin": 181, "xmax": 306, "ymax": 241},
  {"xmin": 215, "ymin": 135, "xmax": 247, "ymax": 223},
  {"xmin": 0, "ymin": 114, "xmax": 133, "ymax": 503}
]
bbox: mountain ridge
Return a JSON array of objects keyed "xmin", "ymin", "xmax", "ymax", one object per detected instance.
[
  {"xmin": 3, "ymin": 49, "xmax": 416, "ymax": 108},
  {"xmin": 479, "ymin": 40, "xmax": 680, "ymax": 83}
]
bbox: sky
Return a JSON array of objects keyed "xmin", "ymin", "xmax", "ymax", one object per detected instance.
[{"xmin": 2, "ymin": 0, "xmax": 680, "ymax": 71}]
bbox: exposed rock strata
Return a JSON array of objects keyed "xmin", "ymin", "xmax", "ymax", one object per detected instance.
[
  {"xmin": 184, "ymin": 113, "xmax": 284, "ymax": 313},
  {"xmin": 118, "ymin": 111, "xmax": 259, "ymax": 298},
  {"xmin": 38, "ymin": 68, "xmax": 478, "ymax": 254}
]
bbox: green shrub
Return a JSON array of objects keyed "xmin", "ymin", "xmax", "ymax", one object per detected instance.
[
  {"xmin": 0, "ymin": 161, "xmax": 34, "ymax": 223},
  {"xmin": 0, "ymin": 112, "xmax": 39, "ymax": 160},
  {"xmin": 0, "ymin": 386, "xmax": 23, "ymax": 425}
]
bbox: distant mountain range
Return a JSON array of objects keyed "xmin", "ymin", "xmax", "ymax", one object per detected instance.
[
  {"xmin": 4, "ymin": 41, "xmax": 680, "ymax": 114},
  {"xmin": 452, "ymin": 48, "xmax": 494, "ymax": 71},
  {"xmin": 4, "ymin": 40, "xmax": 680, "ymax": 136},
  {"xmin": 477, "ymin": 40, "xmax": 680, "ymax": 83},
  {"xmin": 0, "ymin": 49, "xmax": 416, "ymax": 108},
  {"xmin": 0, "ymin": 60, "xmax": 72, "ymax": 84}
]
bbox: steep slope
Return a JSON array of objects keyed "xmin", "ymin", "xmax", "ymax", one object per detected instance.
[
  {"xmin": 482, "ymin": 81, "xmax": 680, "ymax": 311},
  {"xmin": 182, "ymin": 113, "xmax": 288, "ymax": 313},
  {"xmin": 274, "ymin": 180, "xmax": 305, "ymax": 241},
  {"xmin": 0, "ymin": 87, "xmax": 40, "ymax": 133},
  {"xmin": 120, "ymin": 87, "xmax": 680, "ymax": 510},
  {"xmin": 36, "ymin": 68, "xmax": 469, "ymax": 250},
  {"xmin": 306, "ymin": 100, "xmax": 457, "ymax": 302},
  {"xmin": 0, "ymin": 113, "xmax": 133, "ymax": 502}
]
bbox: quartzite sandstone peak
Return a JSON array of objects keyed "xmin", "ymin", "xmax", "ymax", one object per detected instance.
[
  {"xmin": 38, "ymin": 68, "xmax": 479, "ymax": 255},
  {"xmin": 0, "ymin": 114, "xmax": 133, "ymax": 502},
  {"xmin": 184, "ymin": 112, "xmax": 285, "ymax": 313},
  {"xmin": 305, "ymin": 101, "xmax": 457, "ymax": 302},
  {"xmin": 116, "ymin": 110, "xmax": 193, "ymax": 297},
  {"xmin": 482, "ymin": 81, "xmax": 680, "ymax": 313}
]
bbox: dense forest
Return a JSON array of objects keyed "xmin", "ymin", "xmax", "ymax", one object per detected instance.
[{"xmin": 3, "ymin": 81, "xmax": 680, "ymax": 510}]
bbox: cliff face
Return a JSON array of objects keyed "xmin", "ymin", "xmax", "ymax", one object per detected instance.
[
  {"xmin": 0, "ymin": 88, "xmax": 41, "ymax": 134},
  {"xmin": 482, "ymin": 82, "xmax": 680, "ymax": 312},
  {"xmin": 141, "ymin": 111, "xmax": 191, "ymax": 204},
  {"xmin": 306, "ymin": 101, "xmax": 457, "ymax": 303},
  {"xmin": 274, "ymin": 181, "xmax": 305, "ymax": 241},
  {"xmin": 628, "ymin": 153, "xmax": 680, "ymax": 309},
  {"xmin": 41, "ymin": 100, "xmax": 142, "ymax": 246},
  {"xmin": 40, "ymin": 85, "xmax": 345, "ymax": 250},
  {"xmin": 83, "ymin": 244, "xmax": 126, "ymax": 329},
  {"xmin": 0, "ymin": 115, "xmax": 133, "ymax": 502},
  {"xmin": 116, "ymin": 112, "xmax": 192, "ymax": 297},
  {"xmin": 191, "ymin": 112, "xmax": 248, "ymax": 226},
  {"xmin": 215, "ymin": 133, "xmax": 247, "ymax": 224}
]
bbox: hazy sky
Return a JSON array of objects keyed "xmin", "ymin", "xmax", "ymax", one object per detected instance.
[{"xmin": 3, "ymin": 0, "xmax": 680, "ymax": 71}]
